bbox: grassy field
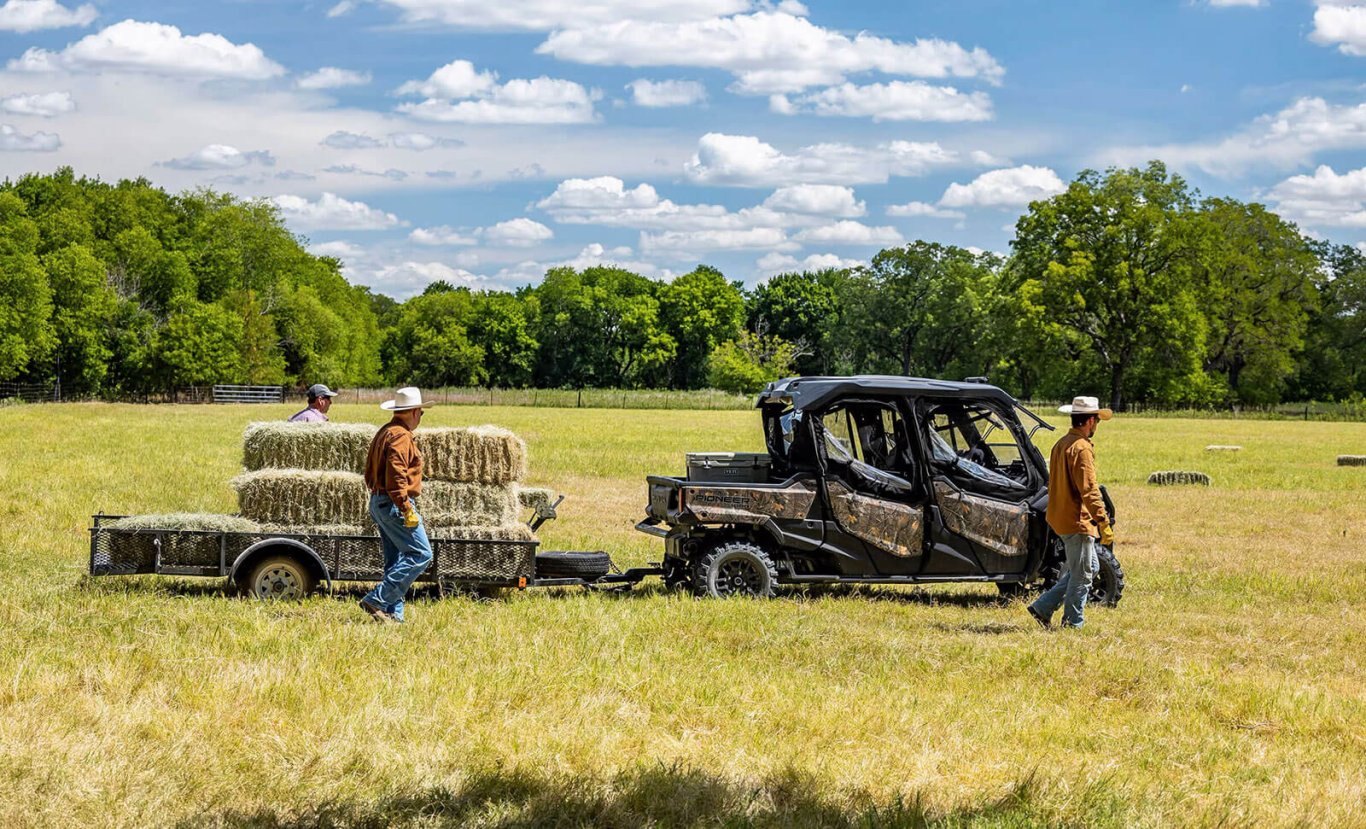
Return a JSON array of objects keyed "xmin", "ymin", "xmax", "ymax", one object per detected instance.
[{"xmin": 1, "ymin": 402, "xmax": 1364, "ymax": 828}]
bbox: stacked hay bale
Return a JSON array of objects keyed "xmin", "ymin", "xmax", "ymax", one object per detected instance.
[{"xmin": 233, "ymin": 421, "xmax": 536, "ymax": 541}]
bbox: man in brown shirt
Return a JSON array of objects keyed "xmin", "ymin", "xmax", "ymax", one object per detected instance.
[
  {"xmin": 359, "ymin": 387, "xmax": 433, "ymax": 624},
  {"xmin": 1028, "ymin": 396, "xmax": 1114, "ymax": 629}
]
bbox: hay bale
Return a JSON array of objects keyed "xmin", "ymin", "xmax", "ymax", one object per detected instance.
[
  {"xmin": 258, "ymin": 523, "xmax": 377, "ymax": 537},
  {"xmin": 1337, "ymin": 455, "xmax": 1366, "ymax": 467},
  {"xmin": 243, "ymin": 422, "xmax": 374, "ymax": 473},
  {"xmin": 517, "ymin": 486, "xmax": 555, "ymax": 512},
  {"xmin": 241, "ymin": 422, "xmax": 527, "ymax": 484},
  {"xmin": 429, "ymin": 523, "xmax": 537, "ymax": 542},
  {"xmin": 107, "ymin": 513, "xmax": 262, "ymax": 533},
  {"xmin": 1205, "ymin": 445, "xmax": 1242, "ymax": 452},
  {"xmin": 233, "ymin": 470, "xmax": 519, "ymax": 528},
  {"xmin": 416, "ymin": 425, "xmax": 527, "ymax": 484},
  {"xmin": 1147, "ymin": 470, "xmax": 1212, "ymax": 486}
]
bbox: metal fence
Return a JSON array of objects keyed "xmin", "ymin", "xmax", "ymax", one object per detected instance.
[
  {"xmin": 0, "ymin": 382, "xmax": 58, "ymax": 403},
  {"xmin": 211, "ymin": 385, "xmax": 283, "ymax": 404}
]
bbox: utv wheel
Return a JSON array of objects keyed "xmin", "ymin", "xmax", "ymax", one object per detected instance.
[
  {"xmin": 996, "ymin": 581, "xmax": 1028, "ymax": 599},
  {"xmin": 694, "ymin": 541, "xmax": 778, "ymax": 599},
  {"xmin": 1090, "ymin": 544, "xmax": 1125, "ymax": 607},
  {"xmin": 661, "ymin": 558, "xmax": 692, "ymax": 592},
  {"xmin": 246, "ymin": 555, "xmax": 315, "ymax": 601}
]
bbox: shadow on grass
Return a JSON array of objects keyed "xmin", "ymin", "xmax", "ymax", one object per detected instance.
[{"xmin": 180, "ymin": 764, "xmax": 1133, "ymax": 829}]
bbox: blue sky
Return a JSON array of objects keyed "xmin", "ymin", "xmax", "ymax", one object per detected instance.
[{"xmin": 0, "ymin": 0, "xmax": 1362, "ymax": 298}]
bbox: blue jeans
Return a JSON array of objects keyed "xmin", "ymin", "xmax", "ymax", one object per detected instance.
[
  {"xmin": 1031, "ymin": 533, "xmax": 1098, "ymax": 628},
  {"xmin": 363, "ymin": 494, "xmax": 432, "ymax": 622}
]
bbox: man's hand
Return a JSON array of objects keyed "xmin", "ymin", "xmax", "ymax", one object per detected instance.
[{"xmin": 1099, "ymin": 522, "xmax": 1115, "ymax": 547}]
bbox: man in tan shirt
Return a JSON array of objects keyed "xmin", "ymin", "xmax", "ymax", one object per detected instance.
[
  {"xmin": 1028, "ymin": 396, "xmax": 1114, "ymax": 629},
  {"xmin": 359, "ymin": 387, "xmax": 433, "ymax": 624}
]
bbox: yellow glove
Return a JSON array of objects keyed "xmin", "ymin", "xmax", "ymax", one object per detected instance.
[
  {"xmin": 1099, "ymin": 523, "xmax": 1115, "ymax": 547},
  {"xmin": 403, "ymin": 505, "xmax": 419, "ymax": 528}
]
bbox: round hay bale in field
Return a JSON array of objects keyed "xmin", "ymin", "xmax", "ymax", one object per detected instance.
[
  {"xmin": 107, "ymin": 513, "xmax": 263, "ymax": 533},
  {"xmin": 1147, "ymin": 470, "xmax": 1212, "ymax": 486},
  {"xmin": 243, "ymin": 422, "xmax": 374, "ymax": 473},
  {"xmin": 233, "ymin": 470, "xmax": 371, "ymax": 527},
  {"xmin": 1338, "ymin": 455, "xmax": 1366, "ymax": 467},
  {"xmin": 1205, "ymin": 445, "xmax": 1242, "ymax": 452},
  {"xmin": 416, "ymin": 426, "xmax": 527, "ymax": 485},
  {"xmin": 517, "ymin": 486, "xmax": 555, "ymax": 512}
]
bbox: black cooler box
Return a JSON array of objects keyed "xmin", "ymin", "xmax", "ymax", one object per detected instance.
[{"xmin": 685, "ymin": 452, "xmax": 771, "ymax": 483}]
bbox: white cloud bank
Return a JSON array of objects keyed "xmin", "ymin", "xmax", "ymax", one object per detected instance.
[
  {"xmin": 9, "ymin": 19, "xmax": 284, "ymax": 79},
  {"xmin": 0, "ymin": 0, "xmax": 96, "ymax": 33},
  {"xmin": 373, "ymin": 0, "xmax": 750, "ymax": 30},
  {"xmin": 396, "ymin": 59, "xmax": 599, "ymax": 124},
  {"xmin": 160, "ymin": 144, "xmax": 274, "ymax": 170},
  {"xmin": 1268, "ymin": 164, "xmax": 1366, "ymax": 228},
  {"xmin": 627, "ymin": 79, "xmax": 707, "ymax": 107},
  {"xmin": 0, "ymin": 90, "xmax": 74, "ymax": 117},
  {"xmin": 271, "ymin": 192, "xmax": 404, "ymax": 231},
  {"xmin": 0, "ymin": 123, "xmax": 60, "ymax": 151},
  {"xmin": 939, "ymin": 165, "xmax": 1066, "ymax": 208},
  {"xmin": 771, "ymin": 80, "xmax": 992, "ymax": 122},
  {"xmin": 1310, "ymin": 1, "xmax": 1366, "ymax": 56},
  {"xmin": 684, "ymin": 132, "xmax": 985, "ymax": 187},
  {"xmin": 297, "ymin": 67, "xmax": 372, "ymax": 90}
]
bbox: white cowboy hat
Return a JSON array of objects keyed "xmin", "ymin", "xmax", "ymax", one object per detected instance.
[
  {"xmin": 1058, "ymin": 395, "xmax": 1113, "ymax": 420},
  {"xmin": 379, "ymin": 386, "xmax": 433, "ymax": 412}
]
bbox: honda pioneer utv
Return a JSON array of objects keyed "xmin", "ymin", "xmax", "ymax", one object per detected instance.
[{"xmin": 637, "ymin": 375, "xmax": 1125, "ymax": 603}]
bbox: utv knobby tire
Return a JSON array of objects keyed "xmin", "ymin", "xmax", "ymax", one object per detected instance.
[
  {"xmin": 535, "ymin": 551, "xmax": 611, "ymax": 581},
  {"xmin": 693, "ymin": 541, "xmax": 778, "ymax": 599}
]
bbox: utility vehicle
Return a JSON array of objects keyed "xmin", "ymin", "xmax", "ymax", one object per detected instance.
[{"xmin": 637, "ymin": 375, "xmax": 1125, "ymax": 602}]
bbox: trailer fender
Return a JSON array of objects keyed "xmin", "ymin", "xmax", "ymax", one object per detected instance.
[{"xmin": 229, "ymin": 538, "xmax": 332, "ymax": 593}]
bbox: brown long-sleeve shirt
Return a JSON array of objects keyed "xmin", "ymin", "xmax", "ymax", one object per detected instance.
[
  {"xmin": 364, "ymin": 420, "xmax": 423, "ymax": 512},
  {"xmin": 1046, "ymin": 427, "xmax": 1109, "ymax": 537}
]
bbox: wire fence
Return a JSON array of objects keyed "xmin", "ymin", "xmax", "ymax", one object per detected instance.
[{"xmin": 325, "ymin": 387, "xmax": 755, "ymax": 410}]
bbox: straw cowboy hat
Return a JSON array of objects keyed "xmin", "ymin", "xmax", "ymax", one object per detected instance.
[
  {"xmin": 1058, "ymin": 395, "xmax": 1113, "ymax": 420},
  {"xmin": 380, "ymin": 386, "xmax": 434, "ymax": 411}
]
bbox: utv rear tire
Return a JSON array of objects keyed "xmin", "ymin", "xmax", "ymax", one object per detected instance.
[
  {"xmin": 1090, "ymin": 544, "xmax": 1125, "ymax": 607},
  {"xmin": 694, "ymin": 541, "xmax": 778, "ymax": 599},
  {"xmin": 996, "ymin": 581, "xmax": 1028, "ymax": 599}
]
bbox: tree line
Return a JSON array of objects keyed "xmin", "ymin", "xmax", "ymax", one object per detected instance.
[{"xmin": 1, "ymin": 164, "xmax": 1362, "ymax": 410}]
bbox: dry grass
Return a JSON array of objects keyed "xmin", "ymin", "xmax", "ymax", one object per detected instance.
[{"xmin": 1, "ymin": 403, "xmax": 1364, "ymax": 828}]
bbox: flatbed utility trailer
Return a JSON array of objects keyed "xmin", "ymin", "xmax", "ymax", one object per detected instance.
[{"xmin": 88, "ymin": 510, "xmax": 661, "ymax": 599}]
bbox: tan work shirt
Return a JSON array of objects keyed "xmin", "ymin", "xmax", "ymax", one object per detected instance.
[
  {"xmin": 364, "ymin": 420, "xmax": 423, "ymax": 512},
  {"xmin": 1046, "ymin": 427, "xmax": 1109, "ymax": 537}
]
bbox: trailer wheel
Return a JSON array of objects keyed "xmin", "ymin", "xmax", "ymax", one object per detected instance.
[
  {"xmin": 247, "ymin": 555, "xmax": 315, "ymax": 601},
  {"xmin": 694, "ymin": 540, "xmax": 777, "ymax": 599},
  {"xmin": 535, "ymin": 550, "xmax": 611, "ymax": 580}
]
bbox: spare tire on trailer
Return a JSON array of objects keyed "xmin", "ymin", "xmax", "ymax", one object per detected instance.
[{"xmin": 535, "ymin": 550, "xmax": 612, "ymax": 580}]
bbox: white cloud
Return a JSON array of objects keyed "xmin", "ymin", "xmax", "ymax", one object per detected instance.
[
  {"xmin": 0, "ymin": 90, "xmax": 74, "ymax": 117},
  {"xmin": 792, "ymin": 221, "xmax": 903, "ymax": 245},
  {"xmin": 684, "ymin": 132, "xmax": 972, "ymax": 186},
  {"xmin": 1310, "ymin": 1, "xmax": 1366, "ymax": 56},
  {"xmin": 641, "ymin": 226, "xmax": 797, "ymax": 253},
  {"xmin": 297, "ymin": 67, "xmax": 372, "ymax": 90},
  {"xmin": 1102, "ymin": 97, "xmax": 1366, "ymax": 177},
  {"xmin": 0, "ymin": 123, "xmax": 60, "ymax": 151},
  {"xmin": 322, "ymin": 163, "xmax": 406, "ymax": 180},
  {"xmin": 538, "ymin": 11, "xmax": 1003, "ymax": 95},
  {"xmin": 374, "ymin": 0, "xmax": 750, "ymax": 29},
  {"xmin": 772, "ymin": 80, "xmax": 992, "ymax": 122},
  {"xmin": 1268, "ymin": 164, "xmax": 1366, "ymax": 228},
  {"xmin": 0, "ymin": 0, "xmax": 95, "ymax": 33},
  {"xmin": 309, "ymin": 240, "xmax": 365, "ymax": 259},
  {"xmin": 10, "ymin": 19, "xmax": 284, "ymax": 79},
  {"xmin": 271, "ymin": 192, "xmax": 404, "ymax": 231},
  {"xmin": 327, "ymin": 1, "xmax": 357, "ymax": 18},
  {"xmin": 321, "ymin": 130, "xmax": 384, "ymax": 149},
  {"xmin": 762, "ymin": 184, "xmax": 864, "ymax": 217},
  {"xmin": 397, "ymin": 60, "xmax": 599, "ymax": 124},
  {"xmin": 886, "ymin": 201, "xmax": 966, "ymax": 220},
  {"xmin": 757, "ymin": 251, "xmax": 862, "ymax": 275},
  {"xmin": 409, "ymin": 226, "xmax": 479, "ymax": 246},
  {"xmin": 939, "ymin": 165, "xmax": 1066, "ymax": 208},
  {"xmin": 321, "ymin": 130, "xmax": 460, "ymax": 150},
  {"xmin": 160, "ymin": 144, "xmax": 274, "ymax": 170},
  {"xmin": 371, "ymin": 261, "xmax": 485, "ymax": 295},
  {"xmin": 481, "ymin": 217, "xmax": 554, "ymax": 246},
  {"xmin": 627, "ymin": 79, "xmax": 707, "ymax": 107}
]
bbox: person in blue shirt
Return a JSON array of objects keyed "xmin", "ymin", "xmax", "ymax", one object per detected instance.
[{"xmin": 288, "ymin": 384, "xmax": 337, "ymax": 422}]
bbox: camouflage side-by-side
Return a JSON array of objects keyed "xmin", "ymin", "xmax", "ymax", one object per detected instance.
[
  {"xmin": 681, "ymin": 479, "xmax": 818, "ymax": 524},
  {"xmin": 825, "ymin": 480, "xmax": 925, "ymax": 558},
  {"xmin": 933, "ymin": 480, "xmax": 1029, "ymax": 557}
]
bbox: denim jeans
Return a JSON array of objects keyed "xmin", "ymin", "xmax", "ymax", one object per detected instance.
[
  {"xmin": 363, "ymin": 494, "xmax": 432, "ymax": 622},
  {"xmin": 1030, "ymin": 532, "xmax": 1098, "ymax": 628}
]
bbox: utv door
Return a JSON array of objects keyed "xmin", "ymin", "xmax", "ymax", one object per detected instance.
[
  {"xmin": 814, "ymin": 401, "xmax": 927, "ymax": 577},
  {"xmin": 917, "ymin": 399, "xmax": 1036, "ymax": 577}
]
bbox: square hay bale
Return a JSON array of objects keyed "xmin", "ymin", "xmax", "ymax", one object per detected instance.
[
  {"xmin": 107, "ymin": 513, "xmax": 263, "ymax": 533},
  {"xmin": 242, "ymin": 422, "xmax": 374, "ymax": 473},
  {"xmin": 233, "ymin": 470, "xmax": 371, "ymax": 527},
  {"xmin": 422, "ymin": 481, "xmax": 521, "ymax": 528},
  {"xmin": 428, "ymin": 523, "xmax": 536, "ymax": 542},
  {"xmin": 257, "ymin": 523, "xmax": 377, "ymax": 537},
  {"xmin": 517, "ymin": 486, "xmax": 555, "ymax": 512},
  {"xmin": 1338, "ymin": 455, "xmax": 1366, "ymax": 467},
  {"xmin": 416, "ymin": 425, "xmax": 527, "ymax": 485},
  {"xmin": 1147, "ymin": 470, "xmax": 1212, "ymax": 486},
  {"xmin": 1205, "ymin": 445, "xmax": 1242, "ymax": 452}
]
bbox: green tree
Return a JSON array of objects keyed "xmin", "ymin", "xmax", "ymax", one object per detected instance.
[
  {"xmin": 1009, "ymin": 162, "xmax": 1205, "ymax": 410},
  {"xmin": 43, "ymin": 244, "xmax": 116, "ymax": 395},
  {"xmin": 746, "ymin": 269, "xmax": 844, "ymax": 375},
  {"xmin": 707, "ymin": 330, "xmax": 801, "ymax": 394},
  {"xmin": 468, "ymin": 292, "xmax": 538, "ymax": 387},
  {"xmin": 659, "ymin": 265, "xmax": 745, "ymax": 389},
  {"xmin": 381, "ymin": 288, "xmax": 486, "ymax": 387},
  {"xmin": 1291, "ymin": 242, "xmax": 1366, "ymax": 400},
  {"xmin": 0, "ymin": 192, "xmax": 55, "ymax": 380},
  {"xmin": 153, "ymin": 300, "xmax": 245, "ymax": 386}
]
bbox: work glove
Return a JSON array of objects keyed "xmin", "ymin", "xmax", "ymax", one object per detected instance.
[
  {"xmin": 403, "ymin": 505, "xmax": 419, "ymax": 529},
  {"xmin": 1099, "ymin": 523, "xmax": 1115, "ymax": 547}
]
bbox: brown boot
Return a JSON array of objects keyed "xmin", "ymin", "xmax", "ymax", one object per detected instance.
[{"xmin": 359, "ymin": 598, "xmax": 397, "ymax": 624}]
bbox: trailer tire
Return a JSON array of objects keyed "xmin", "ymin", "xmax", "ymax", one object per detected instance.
[
  {"xmin": 693, "ymin": 540, "xmax": 778, "ymax": 599},
  {"xmin": 246, "ymin": 555, "xmax": 315, "ymax": 601},
  {"xmin": 536, "ymin": 551, "xmax": 611, "ymax": 580}
]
